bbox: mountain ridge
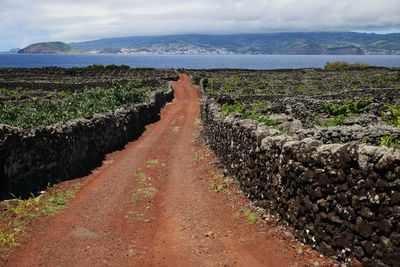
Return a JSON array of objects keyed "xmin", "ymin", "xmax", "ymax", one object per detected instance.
[{"xmin": 69, "ymin": 32, "xmax": 400, "ymax": 55}]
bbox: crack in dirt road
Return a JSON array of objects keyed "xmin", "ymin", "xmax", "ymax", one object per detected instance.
[{"xmin": 4, "ymin": 74, "xmax": 337, "ymax": 267}]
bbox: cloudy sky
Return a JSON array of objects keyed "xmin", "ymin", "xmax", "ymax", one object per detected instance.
[{"xmin": 1, "ymin": 0, "xmax": 399, "ymax": 51}]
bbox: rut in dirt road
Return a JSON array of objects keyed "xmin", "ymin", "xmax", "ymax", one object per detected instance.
[{"xmin": 5, "ymin": 74, "xmax": 334, "ymax": 267}]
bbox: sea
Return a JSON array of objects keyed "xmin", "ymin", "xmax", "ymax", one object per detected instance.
[{"xmin": 0, "ymin": 53, "xmax": 399, "ymax": 69}]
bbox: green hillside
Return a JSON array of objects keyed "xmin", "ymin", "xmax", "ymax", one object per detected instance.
[{"xmin": 18, "ymin": 42, "xmax": 80, "ymax": 54}]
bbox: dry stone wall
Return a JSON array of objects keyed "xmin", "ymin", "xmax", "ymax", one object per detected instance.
[
  {"xmin": 0, "ymin": 87, "xmax": 173, "ymax": 200},
  {"xmin": 198, "ymin": 77, "xmax": 400, "ymax": 266}
]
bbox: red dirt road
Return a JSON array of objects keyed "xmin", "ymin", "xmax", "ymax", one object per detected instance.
[{"xmin": 4, "ymin": 74, "xmax": 336, "ymax": 266}]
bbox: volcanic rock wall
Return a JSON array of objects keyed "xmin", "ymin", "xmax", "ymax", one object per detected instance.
[
  {"xmin": 0, "ymin": 87, "xmax": 173, "ymax": 200},
  {"xmin": 199, "ymin": 79, "xmax": 400, "ymax": 266}
]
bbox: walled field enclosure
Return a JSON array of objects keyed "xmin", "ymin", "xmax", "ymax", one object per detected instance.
[
  {"xmin": 0, "ymin": 66, "xmax": 179, "ymax": 200},
  {"xmin": 0, "ymin": 66, "xmax": 399, "ymax": 266},
  {"xmin": 189, "ymin": 67, "xmax": 400, "ymax": 266}
]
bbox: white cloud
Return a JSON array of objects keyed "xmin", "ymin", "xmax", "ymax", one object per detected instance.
[{"xmin": 0, "ymin": 0, "xmax": 399, "ymax": 50}]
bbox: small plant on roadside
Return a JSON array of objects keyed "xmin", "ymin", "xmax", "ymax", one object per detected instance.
[
  {"xmin": 41, "ymin": 191, "xmax": 74, "ymax": 216},
  {"xmin": 210, "ymin": 174, "xmax": 233, "ymax": 193},
  {"xmin": 0, "ymin": 229, "xmax": 20, "ymax": 248},
  {"xmin": 236, "ymin": 207, "xmax": 260, "ymax": 225},
  {"xmin": 1, "ymin": 183, "xmax": 81, "ymax": 250}
]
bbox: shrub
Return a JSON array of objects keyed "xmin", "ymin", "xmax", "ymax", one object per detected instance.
[
  {"xmin": 324, "ymin": 61, "xmax": 369, "ymax": 70},
  {"xmin": 379, "ymin": 135, "xmax": 400, "ymax": 148},
  {"xmin": 221, "ymin": 99, "xmax": 279, "ymax": 126},
  {"xmin": 321, "ymin": 97, "xmax": 373, "ymax": 117},
  {"xmin": 382, "ymin": 103, "xmax": 400, "ymax": 127}
]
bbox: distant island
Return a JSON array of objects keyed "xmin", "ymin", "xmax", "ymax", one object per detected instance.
[
  {"xmin": 18, "ymin": 42, "xmax": 80, "ymax": 54},
  {"xmin": 18, "ymin": 32, "xmax": 400, "ymax": 55}
]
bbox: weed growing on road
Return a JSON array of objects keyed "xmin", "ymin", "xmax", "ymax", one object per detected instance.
[
  {"xmin": 138, "ymin": 187, "xmax": 156, "ymax": 197},
  {"xmin": 41, "ymin": 191, "xmax": 75, "ymax": 216},
  {"xmin": 126, "ymin": 211, "xmax": 151, "ymax": 223},
  {"xmin": 128, "ymin": 172, "xmax": 155, "ymax": 223},
  {"xmin": 236, "ymin": 207, "xmax": 260, "ymax": 225},
  {"xmin": 145, "ymin": 159, "xmax": 159, "ymax": 166},
  {"xmin": 136, "ymin": 172, "xmax": 148, "ymax": 182}
]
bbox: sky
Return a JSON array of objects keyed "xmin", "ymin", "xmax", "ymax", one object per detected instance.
[{"xmin": 1, "ymin": 0, "xmax": 400, "ymax": 51}]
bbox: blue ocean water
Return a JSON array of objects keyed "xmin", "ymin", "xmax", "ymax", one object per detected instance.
[{"xmin": 0, "ymin": 53, "xmax": 399, "ymax": 69}]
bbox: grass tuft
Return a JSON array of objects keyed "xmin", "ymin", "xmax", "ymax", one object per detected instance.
[{"xmin": 236, "ymin": 207, "xmax": 260, "ymax": 225}]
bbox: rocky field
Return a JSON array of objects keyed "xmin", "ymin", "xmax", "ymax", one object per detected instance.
[
  {"xmin": 191, "ymin": 67, "xmax": 400, "ymax": 146},
  {"xmin": 0, "ymin": 66, "xmax": 179, "ymax": 199},
  {"xmin": 0, "ymin": 65, "xmax": 178, "ymax": 128},
  {"xmin": 190, "ymin": 67, "xmax": 400, "ymax": 266}
]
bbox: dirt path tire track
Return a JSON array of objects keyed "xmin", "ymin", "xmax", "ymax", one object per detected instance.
[{"xmin": 5, "ymin": 74, "xmax": 336, "ymax": 267}]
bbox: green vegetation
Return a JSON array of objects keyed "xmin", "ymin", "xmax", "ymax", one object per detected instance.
[
  {"xmin": 40, "ymin": 191, "xmax": 75, "ymax": 216},
  {"xmin": 316, "ymin": 115, "xmax": 345, "ymax": 127},
  {"xmin": 321, "ymin": 97, "xmax": 373, "ymax": 117},
  {"xmin": 0, "ymin": 87, "xmax": 37, "ymax": 100},
  {"xmin": 382, "ymin": 103, "xmax": 400, "ymax": 127},
  {"xmin": 138, "ymin": 187, "xmax": 156, "ymax": 197},
  {"xmin": 127, "ymin": 171, "xmax": 155, "ymax": 223},
  {"xmin": 1, "ymin": 183, "xmax": 81, "ymax": 249},
  {"xmin": 379, "ymin": 135, "xmax": 400, "ymax": 148},
  {"xmin": 130, "ymin": 172, "xmax": 156, "ymax": 203},
  {"xmin": 208, "ymin": 77, "xmax": 242, "ymax": 94},
  {"xmin": 87, "ymin": 64, "xmax": 130, "ymax": 69},
  {"xmin": 0, "ymin": 81, "xmax": 158, "ymax": 128},
  {"xmin": 136, "ymin": 172, "xmax": 148, "ymax": 182},
  {"xmin": 125, "ymin": 211, "xmax": 150, "ymax": 223},
  {"xmin": 18, "ymin": 42, "xmax": 80, "ymax": 54},
  {"xmin": 210, "ymin": 174, "xmax": 232, "ymax": 193},
  {"xmin": 324, "ymin": 61, "xmax": 370, "ymax": 70},
  {"xmin": 221, "ymin": 99, "xmax": 279, "ymax": 126},
  {"xmin": 145, "ymin": 159, "xmax": 159, "ymax": 166},
  {"xmin": 236, "ymin": 207, "xmax": 260, "ymax": 225},
  {"xmin": 313, "ymin": 97, "xmax": 373, "ymax": 127}
]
